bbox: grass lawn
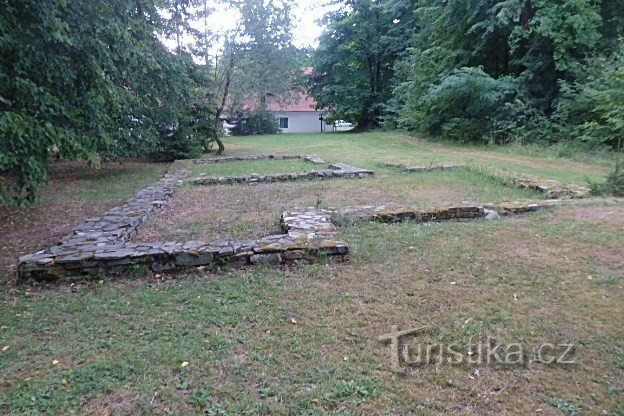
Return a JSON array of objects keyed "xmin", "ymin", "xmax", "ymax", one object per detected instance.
[
  {"xmin": 191, "ymin": 158, "xmax": 315, "ymax": 177},
  {"xmin": 1, "ymin": 132, "xmax": 622, "ymax": 415},
  {"xmin": 221, "ymin": 132, "xmax": 611, "ymax": 184}
]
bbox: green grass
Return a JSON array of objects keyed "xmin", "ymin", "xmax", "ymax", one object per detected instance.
[
  {"xmin": 41, "ymin": 163, "xmax": 169, "ymax": 203},
  {"xmin": 1, "ymin": 204, "xmax": 623, "ymax": 414},
  {"xmin": 191, "ymin": 159, "xmax": 315, "ymax": 177},
  {"xmin": 221, "ymin": 132, "xmax": 610, "ymax": 184},
  {"xmin": 1, "ymin": 132, "xmax": 623, "ymax": 414}
]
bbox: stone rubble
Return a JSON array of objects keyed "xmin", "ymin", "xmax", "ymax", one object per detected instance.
[
  {"xmin": 192, "ymin": 161, "xmax": 374, "ymax": 186},
  {"xmin": 17, "ymin": 169, "xmax": 349, "ymax": 281},
  {"xmin": 496, "ymin": 174, "xmax": 590, "ymax": 199},
  {"xmin": 335, "ymin": 204, "xmax": 487, "ymax": 224},
  {"xmin": 17, "ymin": 154, "xmax": 613, "ymax": 281}
]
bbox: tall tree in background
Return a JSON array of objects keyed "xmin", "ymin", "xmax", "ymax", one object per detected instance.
[
  {"xmin": 308, "ymin": 0, "xmax": 417, "ymax": 128},
  {"xmin": 388, "ymin": 0, "xmax": 623, "ymax": 146},
  {"xmin": 210, "ymin": 0, "xmax": 297, "ymax": 154}
]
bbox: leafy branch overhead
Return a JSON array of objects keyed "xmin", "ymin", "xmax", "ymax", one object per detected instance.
[{"xmin": 0, "ymin": 0, "xmax": 298, "ymax": 202}]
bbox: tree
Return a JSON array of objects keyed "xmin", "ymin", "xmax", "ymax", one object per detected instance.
[
  {"xmin": 308, "ymin": 0, "xmax": 417, "ymax": 129},
  {"xmin": 384, "ymin": 0, "xmax": 623, "ymax": 146},
  {"xmin": 0, "ymin": 0, "xmax": 212, "ymax": 204},
  {"xmin": 208, "ymin": 0, "xmax": 297, "ymax": 154}
]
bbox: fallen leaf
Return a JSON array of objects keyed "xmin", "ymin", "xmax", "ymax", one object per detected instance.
[
  {"xmin": 586, "ymin": 275, "xmax": 593, "ymax": 280},
  {"xmin": 343, "ymin": 356, "xmax": 348, "ymax": 361},
  {"xmin": 52, "ymin": 359, "xmax": 59, "ymax": 365},
  {"xmin": 181, "ymin": 361, "xmax": 189, "ymax": 367},
  {"xmin": 2, "ymin": 346, "xmax": 9, "ymax": 352},
  {"xmin": 291, "ymin": 318, "xmax": 297, "ymax": 324},
  {"xmin": 61, "ymin": 379, "xmax": 67, "ymax": 385}
]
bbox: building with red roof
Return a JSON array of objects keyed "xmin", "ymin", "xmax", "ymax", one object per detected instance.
[
  {"xmin": 237, "ymin": 68, "xmax": 333, "ymax": 134},
  {"xmin": 263, "ymin": 92, "xmax": 332, "ymax": 133}
]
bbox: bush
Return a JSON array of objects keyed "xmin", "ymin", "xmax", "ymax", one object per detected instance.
[
  {"xmin": 230, "ymin": 110, "xmax": 280, "ymax": 136},
  {"xmin": 557, "ymin": 46, "xmax": 624, "ymax": 150},
  {"xmin": 589, "ymin": 141, "xmax": 624, "ymax": 197},
  {"xmin": 419, "ymin": 67, "xmax": 516, "ymax": 142},
  {"xmin": 589, "ymin": 163, "xmax": 624, "ymax": 197}
]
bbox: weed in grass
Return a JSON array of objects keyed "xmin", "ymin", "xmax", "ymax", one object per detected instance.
[
  {"xmin": 323, "ymin": 377, "xmax": 380, "ymax": 405},
  {"xmin": 552, "ymin": 398, "xmax": 580, "ymax": 415},
  {"xmin": 330, "ymin": 211, "xmax": 353, "ymax": 228},
  {"xmin": 127, "ymin": 263, "xmax": 151, "ymax": 280}
]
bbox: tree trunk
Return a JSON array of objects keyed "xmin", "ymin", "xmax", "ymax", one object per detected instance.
[{"xmin": 213, "ymin": 53, "xmax": 235, "ymax": 155}]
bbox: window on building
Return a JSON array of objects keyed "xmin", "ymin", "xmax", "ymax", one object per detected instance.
[{"xmin": 279, "ymin": 117, "xmax": 289, "ymax": 129}]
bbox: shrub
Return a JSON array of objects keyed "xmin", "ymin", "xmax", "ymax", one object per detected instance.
[
  {"xmin": 230, "ymin": 110, "xmax": 280, "ymax": 136},
  {"xmin": 419, "ymin": 67, "xmax": 516, "ymax": 142},
  {"xmin": 557, "ymin": 45, "xmax": 624, "ymax": 150},
  {"xmin": 589, "ymin": 140, "xmax": 624, "ymax": 197}
]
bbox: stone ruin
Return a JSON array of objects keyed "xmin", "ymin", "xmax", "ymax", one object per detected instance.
[
  {"xmin": 16, "ymin": 154, "xmax": 601, "ymax": 281},
  {"xmin": 385, "ymin": 162, "xmax": 590, "ymax": 199},
  {"xmin": 192, "ymin": 154, "xmax": 374, "ymax": 185}
]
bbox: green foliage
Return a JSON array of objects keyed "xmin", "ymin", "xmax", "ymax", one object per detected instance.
[
  {"xmin": 0, "ymin": 0, "xmax": 213, "ymax": 204},
  {"xmin": 589, "ymin": 140, "xmax": 624, "ymax": 196},
  {"xmin": 419, "ymin": 67, "xmax": 515, "ymax": 142},
  {"xmin": 589, "ymin": 161, "xmax": 624, "ymax": 197},
  {"xmin": 308, "ymin": 0, "xmax": 416, "ymax": 128},
  {"xmin": 314, "ymin": 0, "xmax": 624, "ymax": 151},
  {"xmin": 230, "ymin": 110, "xmax": 280, "ymax": 136},
  {"xmin": 557, "ymin": 45, "xmax": 624, "ymax": 149}
]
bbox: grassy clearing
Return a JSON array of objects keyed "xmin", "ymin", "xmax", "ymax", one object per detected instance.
[
  {"xmin": 40, "ymin": 162, "xmax": 170, "ymax": 203},
  {"xmin": 221, "ymin": 132, "xmax": 610, "ymax": 184},
  {"xmin": 137, "ymin": 168, "xmax": 541, "ymax": 243},
  {"xmin": 1, "ymin": 205, "xmax": 622, "ymax": 414},
  {"xmin": 190, "ymin": 159, "xmax": 315, "ymax": 177},
  {"xmin": 1, "ymin": 132, "xmax": 622, "ymax": 414}
]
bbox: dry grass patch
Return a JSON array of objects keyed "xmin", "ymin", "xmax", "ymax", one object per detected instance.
[
  {"xmin": 135, "ymin": 169, "xmax": 541, "ymax": 243},
  {"xmin": 0, "ymin": 160, "xmax": 169, "ymax": 279}
]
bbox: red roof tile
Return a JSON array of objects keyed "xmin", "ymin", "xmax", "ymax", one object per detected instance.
[{"xmin": 264, "ymin": 93, "xmax": 321, "ymax": 112}]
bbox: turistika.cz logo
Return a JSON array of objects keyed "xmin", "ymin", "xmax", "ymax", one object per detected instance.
[{"xmin": 378, "ymin": 325, "xmax": 575, "ymax": 373}]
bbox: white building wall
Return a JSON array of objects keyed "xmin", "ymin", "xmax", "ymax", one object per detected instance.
[{"xmin": 274, "ymin": 111, "xmax": 333, "ymax": 133}]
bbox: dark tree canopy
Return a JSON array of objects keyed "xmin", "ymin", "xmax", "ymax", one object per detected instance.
[
  {"xmin": 0, "ymin": 0, "xmax": 214, "ymax": 204},
  {"xmin": 309, "ymin": 0, "xmax": 624, "ymax": 147}
]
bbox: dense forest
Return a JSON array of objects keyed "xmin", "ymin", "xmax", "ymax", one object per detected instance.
[
  {"xmin": 309, "ymin": 0, "xmax": 624, "ymax": 149},
  {"xmin": 1, "ymin": 0, "xmax": 623, "ymax": 203}
]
